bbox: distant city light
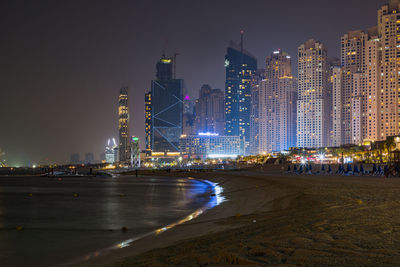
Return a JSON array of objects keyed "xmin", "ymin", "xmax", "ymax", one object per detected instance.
[
  {"xmin": 273, "ymin": 51, "xmax": 280, "ymax": 54},
  {"xmin": 198, "ymin": 132, "xmax": 219, "ymax": 136},
  {"xmin": 184, "ymin": 95, "xmax": 190, "ymax": 101},
  {"xmin": 208, "ymin": 154, "xmax": 237, "ymax": 159}
]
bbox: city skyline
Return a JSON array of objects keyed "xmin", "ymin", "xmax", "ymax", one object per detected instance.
[{"xmin": 0, "ymin": 0, "xmax": 383, "ymax": 165}]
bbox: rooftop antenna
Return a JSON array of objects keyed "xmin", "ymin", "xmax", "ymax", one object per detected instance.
[
  {"xmin": 240, "ymin": 29, "xmax": 244, "ymax": 53},
  {"xmin": 162, "ymin": 38, "xmax": 169, "ymax": 58},
  {"xmin": 173, "ymin": 52, "xmax": 179, "ymax": 79}
]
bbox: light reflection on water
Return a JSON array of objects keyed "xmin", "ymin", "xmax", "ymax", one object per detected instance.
[
  {"xmin": 76, "ymin": 177, "xmax": 225, "ymax": 264},
  {"xmin": 0, "ymin": 176, "xmax": 222, "ymax": 267}
]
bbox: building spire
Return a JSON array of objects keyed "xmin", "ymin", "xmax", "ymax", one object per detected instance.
[{"xmin": 240, "ymin": 29, "xmax": 244, "ymax": 53}]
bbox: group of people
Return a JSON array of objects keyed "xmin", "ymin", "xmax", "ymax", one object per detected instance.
[{"xmin": 286, "ymin": 163, "xmax": 400, "ymax": 178}]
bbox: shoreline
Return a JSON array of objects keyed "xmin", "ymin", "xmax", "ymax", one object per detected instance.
[
  {"xmin": 75, "ymin": 167, "xmax": 400, "ymax": 266},
  {"xmin": 66, "ymin": 175, "xmax": 222, "ymax": 266},
  {"xmin": 74, "ymin": 168, "xmax": 297, "ymax": 267}
]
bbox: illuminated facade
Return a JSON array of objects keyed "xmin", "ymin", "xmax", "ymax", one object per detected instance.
[
  {"xmin": 249, "ymin": 69, "xmax": 265, "ymax": 155},
  {"xmin": 341, "ymin": 31, "xmax": 368, "ymax": 145},
  {"xmin": 331, "ymin": 67, "xmax": 342, "ymax": 147},
  {"xmin": 194, "ymin": 85, "xmax": 225, "ymax": 135},
  {"xmin": 378, "ymin": 0, "xmax": 400, "ymax": 139},
  {"xmin": 297, "ymin": 39, "xmax": 330, "ymax": 148},
  {"xmin": 118, "ymin": 87, "xmax": 130, "ymax": 162},
  {"xmin": 179, "ymin": 133, "xmax": 243, "ymax": 159},
  {"xmin": 146, "ymin": 55, "xmax": 183, "ymax": 154},
  {"xmin": 224, "ymin": 36, "xmax": 257, "ymax": 155},
  {"xmin": 258, "ymin": 50, "xmax": 297, "ymax": 153},
  {"xmin": 145, "ymin": 92, "xmax": 152, "ymax": 154},
  {"xmin": 105, "ymin": 138, "xmax": 118, "ymax": 163},
  {"xmin": 130, "ymin": 136, "xmax": 140, "ymax": 167},
  {"xmin": 363, "ymin": 32, "xmax": 380, "ymax": 141}
]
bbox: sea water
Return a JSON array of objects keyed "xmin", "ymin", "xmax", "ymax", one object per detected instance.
[{"xmin": 0, "ymin": 175, "xmax": 214, "ymax": 266}]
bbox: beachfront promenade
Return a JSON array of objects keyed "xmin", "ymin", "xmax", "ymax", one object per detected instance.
[{"xmin": 76, "ymin": 166, "xmax": 400, "ymax": 266}]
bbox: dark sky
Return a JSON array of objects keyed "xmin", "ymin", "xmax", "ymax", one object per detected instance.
[{"xmin": 0, "ymin": 0, "xmax": 383, "ymax": 166}]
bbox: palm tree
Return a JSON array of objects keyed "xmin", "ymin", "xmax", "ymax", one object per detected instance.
[{"xmin": 385, "ymin": 136, "xmax": 396, "ymax": 163}]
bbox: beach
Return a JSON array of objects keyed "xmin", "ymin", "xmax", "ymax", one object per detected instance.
[{"xmin": 75, "ymin": 167, "xmax": 400, "ymax": 266}]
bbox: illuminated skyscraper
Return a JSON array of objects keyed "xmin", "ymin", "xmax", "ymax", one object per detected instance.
[
  {"xmin": 297, "ymin": 39, "xmax": 330, "ymax": 148},
  {"xmin": 145, "ymin": 55, "xmax": 183, "ymax": 153},
  {"xmin": 331, "ymin": 67, "xmax": 342, "ymax": 147},
  {"xmin": 363, "ymin": 28, "xmax": 380, "ymax": 141},
  {"xmin": 118, "ymin": 86, "xmax": 130, "ymax": 162},
  {"xmin": 258, "ymin": 50, "xmax": 297, "ymax": 153},
  {"xmin": 249, "ymin": 69, "xmax": 265, "ymax": 155},
  {"xmin": 340, "ymin": 31, "xmax": 368, "ymax": 145},
  {"xmin": 224, "ymin": 32, "xmax": 257, "ymax": 154},
  {"xmin": 377, "ymin": 0, "xmax": 400, "ymax": 139},
  {"xmin": 144, "ymin": 92, "xmax": 152, "ymax": 154},
  {"xmin": 194, "ymin": 85, "xmax": 225, "ymax": 135}
]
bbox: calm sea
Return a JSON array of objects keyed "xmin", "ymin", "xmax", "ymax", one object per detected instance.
[{"xmin": 0, "ymin": 175, "xmax": 214, "ymax": 266}]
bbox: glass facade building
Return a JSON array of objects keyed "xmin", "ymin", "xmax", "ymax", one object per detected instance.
[
  {"xmin": 145, "ymin": 55, "xmax": 184, "ymax": 153},
  {"xmin": 179, "ymin": 134, "xmax": 243, "ymax": 159},
  {"xmin": 224, "ymin": 40, "xmax": 257, "ymax": 155}
]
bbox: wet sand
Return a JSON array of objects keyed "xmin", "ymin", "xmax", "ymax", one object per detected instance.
[{"xmin": 76, "ymin": 167, "xmax": 400, "ymax": 266}]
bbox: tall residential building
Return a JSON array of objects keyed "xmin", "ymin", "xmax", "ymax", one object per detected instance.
[
  {"xmin": 224, "ymin": 33, "xmax": 257, "ymax": 154},
  {"xmin": 144, "ymin": 92, "xmax": 152, "ymax": 154},
  {"xmin": 145, "ymin": 54, "xmax": 183, "ymax": 153},
  {"xmin": 257, "ymin": 50, "xmax": 297, "ymax": 153},
  {"xmin": 194, "ymin": 85, "xmax": 225, "ymax": 135},
  {"xmin": 118, "ymin": 87, "xmax": 130, "ymax": 162},
  {"xmin": 363, "ymin": 28, "xmax": 380, "ymax": 141},
  {"xmin": 249, "ymin": 69, "xmax": 265, "ymax": 155},
  {"xmin": 378, "ymin": 0, "xmax": 400, "ymax": 139},
  {"xmin": 340, "ymin": 30, "xmax": 368, "ymax": 145},
  {"xmin": 331, "ymin": 67, "xmax": 342, "ymax": 147},
  {"xmin": 297, "ymin": 39, "xmax": 329, "ymax": 148}
]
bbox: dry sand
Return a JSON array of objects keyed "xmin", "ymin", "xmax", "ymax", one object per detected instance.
[{"xmin": 76, "ymin": 167, "xmax": 400, "ymax": 266}]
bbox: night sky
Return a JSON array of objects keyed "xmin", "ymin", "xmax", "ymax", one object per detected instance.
[{"xmin": 1, "ymin": 0, "xmax": 383, "ymax": 166}]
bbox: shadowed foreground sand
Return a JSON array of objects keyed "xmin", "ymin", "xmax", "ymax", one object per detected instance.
[{"xmin": 77, "ymin": 168, "xmax": 400, "ymax": 266}]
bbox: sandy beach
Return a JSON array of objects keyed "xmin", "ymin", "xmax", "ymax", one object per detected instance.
[{"xmin": 75, "ymin": 167, "xmax": 400, "ymax": 266}]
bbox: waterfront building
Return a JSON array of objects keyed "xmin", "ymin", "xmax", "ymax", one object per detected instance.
[
  {"xmin": 144, "ymin": 92, "xmax": 152, "ymax": 154},
  {"xmin": 224, "ymin": 32, "xmax": 257, "ymax": 154},
  {"xmin": 84, "ymin": 152, "xmax": 94, "ymax": 164},
  {"xmin": 249, "ymin": 69, "xmax": 265, "ymax": 155},
  {"xmin": 179, "ymin": 133, "xmax": 243, "ymax": 159},
  {"xmin": 258, "ymin": 50, "xmax": 297, "ymax": 153},
  {"xmin": 331, "ymin": 67, "xmax": 342, "ymax": 147},
  {"xmin": 70, "ymin": 153, "xmax": 80, "ymax": 165},
  {"xmin": 363, "ymin": 28, "xmax": 380, "ymax": 141},
  {"xmin": 340, "ymin": 31, "xmax": 368, "ymax": 145},
  {"xmin": 118, "ymin": 87, "xmax": 130, "ymax": 162},
  {"xmin": 130, "ymin": 136, "xmax": 140, "ymax": 167},
  {"xmin": 194, "ymin": 85, "xmax": 225, "ymax": 135},
  {"xmin": 105, "ymin": 138, "xmax": 118, "ymax": 163},
  {"xmin": 145, "ymin": 54, "xmax": 184, "ymax": 154},
  {"xmin": 377, "ymin": 0, "xmax": 400, "ymax": 139},
  {"xmin": 297, "ymin": 39, "xmax": 330, "ymax": 148}
]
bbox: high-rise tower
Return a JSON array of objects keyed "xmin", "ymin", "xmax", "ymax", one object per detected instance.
[
  {"xmin": 377, "ymin": 0, "xmax": 400, "ymax": 139},
  {"xmin": 297, "ymin": 40, "xmax": 330, "ymax": 148},
  {"xmin": 340, "ymin": 31, "xmax": 368, "ymax": 145},
  {"xmin": 145, "ymin": 55, "xmax": 183, "ymax": 154},
  {"xmin": 224, "ymin": 32, "xmax": 257, "ymax": 154},
  {"xmin": 194, "ymin": 85, "xmax": 225, "ymax": 135},
  {"xmin": 118, "ymin": 87, "xmax": 130, "ymax": 162},
  {"xmin": 258, "ymin": 50, "xmax": 297, "ymax": 153}
]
